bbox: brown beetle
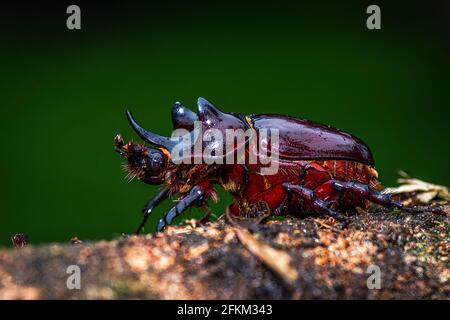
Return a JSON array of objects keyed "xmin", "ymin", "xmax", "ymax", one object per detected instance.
[{"xmin": 115, "ymin": 97, "xmax": 442, "ymax": 233}]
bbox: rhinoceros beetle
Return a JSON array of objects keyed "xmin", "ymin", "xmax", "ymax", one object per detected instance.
[{"xmin": 115, "ymin": 97, "xmax": 441, "ymax": 233}]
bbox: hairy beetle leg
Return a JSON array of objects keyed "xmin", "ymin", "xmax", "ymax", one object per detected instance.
[
  {"xmin": 282, "ymin": 183, "xmax": 348, "ymax": 224},
  {"xmin": 135, "ymin": 187, "xmax": 170, "ymax": 234},
  {"xmin": 330, "ymin": 180, "xmax": 445, "ymax": 215},
  {"xmin": 156, "ymin": 186, "xmax": 205, "ymax": 232}
]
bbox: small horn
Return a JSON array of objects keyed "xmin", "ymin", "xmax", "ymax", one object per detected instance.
[
  {"xmin": 126, "ymin": 110, "xmax": 177, "ymax": 150},
  {"xmin": 171, "ymin": 101, "xmax": 198, "ymax": 131},
  {"xmin": 197, "ymin": 97, "xmax": 225, "ymax": 119}
]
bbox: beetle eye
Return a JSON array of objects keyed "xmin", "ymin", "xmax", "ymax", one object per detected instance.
[{"xmin": 148, "ymin": 151, "xmax": 165, "ymax": 174}]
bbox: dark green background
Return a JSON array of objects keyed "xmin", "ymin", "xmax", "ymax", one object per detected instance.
[{"xmin": 1, "ymin": 1, "xmax": 449, "ymax": 246}]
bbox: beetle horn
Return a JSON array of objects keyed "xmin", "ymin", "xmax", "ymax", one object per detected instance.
[
  {"xmin": 126, "ymin": 110, "xmax": 177, "ymax": 150},
  {"xmin": 171, "ymin": 101, "xmax": 198, "ymax": 131},
  {"xmin": 197, "ymin": 97, "xmax": 226, "ymax": 120}
]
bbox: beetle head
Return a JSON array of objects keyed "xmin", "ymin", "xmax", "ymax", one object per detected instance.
[{"xmin": 114, "ymin": 135, "xmax": 168, "ymax": 184}]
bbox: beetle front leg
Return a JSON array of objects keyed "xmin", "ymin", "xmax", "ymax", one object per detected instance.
[
  {"xmin": 135, "ymin": 187, "xmax": 170, "ymax": 234},
  {"xmin": 283, "ymin": 183, "xmax": 348, "ymax": 223},
  {"xmin": 156, "ymin": 185, "xmax": 205, "ymax": 232}
]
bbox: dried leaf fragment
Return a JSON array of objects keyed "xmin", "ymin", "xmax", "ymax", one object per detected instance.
[
  {"xmin": 234, "ymin": 227, "xmax": 298, "ymax": 284},
  {"xmin": 383, "ymin": 171, "xmax": 450, "ymax": 204},
  {"xmin": 71, "ymin": 236, "xmax": 83, "ymax": 245},
  {"xmin": 11, "ymin": 234, "xmax": 28, "ymax": 248}
]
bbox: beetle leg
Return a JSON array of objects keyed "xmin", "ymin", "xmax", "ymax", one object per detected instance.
[
  {"xmin": 156, "ymin": 185, "xmax": 205, "ymax": 232},
  {"xmin": 330, "ymin": 180, "xmax": 444, "ymax": 215},
  {"xmin": 135, "ymin": 187, "xmax": 170, "ymax": 234},
  {"xmin": 282, "ymin": 183, "xmax": 348, "ymax": 223}
]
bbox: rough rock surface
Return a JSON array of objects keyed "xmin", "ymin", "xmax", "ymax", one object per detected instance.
[{"xmin": 0, "ymin": 207, "xmax": 448, "ymax": 299}]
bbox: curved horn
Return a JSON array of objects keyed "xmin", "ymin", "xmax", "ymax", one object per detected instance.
[
  {"xmin": 126, "ymin": 110, "xmax": 177, "ymax": 150},
  {"xmin": 171, "ymin": 101, "xmax": 198, "ymax": 131}
]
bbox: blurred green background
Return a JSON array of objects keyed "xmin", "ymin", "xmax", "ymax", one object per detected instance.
[{"xmin": 1, "ymin": 1, "xmax": 449, "ymax": 246}]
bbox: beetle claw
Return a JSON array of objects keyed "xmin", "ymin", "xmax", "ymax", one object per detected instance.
[{"xmin": 156, "ymin": 218, "xmax": 166, "ymax": 232}]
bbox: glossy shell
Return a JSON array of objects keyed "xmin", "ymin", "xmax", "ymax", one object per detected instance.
[{"xmin": 250, "ymin": 114, "xmax": 374, "ymax": 165}]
